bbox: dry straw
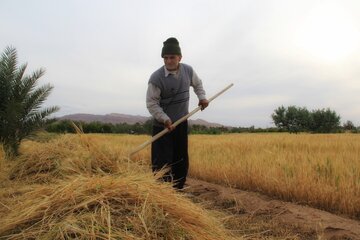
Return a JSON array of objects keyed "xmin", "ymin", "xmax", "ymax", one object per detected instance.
[
  {"xmin": 0, "ymin": 132, "xmax": 236, "ymax": 240},
  {"xmin": 8, "ymin": 134, "xmax": 137, "ymax": 183},
  {"xmin": 0, "ymin": 174, "xmax": 234, "ymax": 239}
]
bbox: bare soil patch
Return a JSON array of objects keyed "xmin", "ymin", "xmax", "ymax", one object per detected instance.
[{"xmin": 184, "ymin": 178, "xmax": 360, "ymax": 240}]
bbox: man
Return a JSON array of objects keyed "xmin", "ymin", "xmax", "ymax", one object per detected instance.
[{"xmin": 146, "ymin": 37, "xmax": 209, "ymax": 189}]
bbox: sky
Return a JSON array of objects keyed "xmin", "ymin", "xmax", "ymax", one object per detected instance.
[{"xmin": 1, "ymin": 0, "xmax": 360, "ymax": 127}]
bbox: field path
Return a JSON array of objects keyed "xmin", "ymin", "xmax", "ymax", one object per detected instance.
[{"xmin": 185, "ymin": 178, "xmax": 360, "ymax": 240}]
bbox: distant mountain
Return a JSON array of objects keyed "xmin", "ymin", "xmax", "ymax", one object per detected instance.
[{"xmin": 58, "ymin": 113, "xmax": 224, "ymax": 128}]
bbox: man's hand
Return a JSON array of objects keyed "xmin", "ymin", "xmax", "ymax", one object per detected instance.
[
  {"xmin": 198, "ymin": 99, "xmax": 209, "ymax": 111},
  {"xmin": 164, "ymin": 119, "xmax": 175, "ymax": 131}
]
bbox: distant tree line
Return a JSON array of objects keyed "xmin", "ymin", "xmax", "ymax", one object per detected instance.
[
  {"xmin": 44, "ymin": 119, "xmax": 288, "ymax": 135},
  {"xmin": 45, "ymin": 119, "xmax": 281, "ymax": 135},
  {"xmin": 189, "ymin": 124, "xmax": 279, "ymax": 134},
  {"xmin": 45, "ymin": 119, "xmax": 153, "ymax": 134},
  {"xmin": 271, "ymin": 105, "xmax": 359, "ymax": 133},
  {"xmin": 44, "ymin": 106, "xmax": 359, "ymax": 135}
]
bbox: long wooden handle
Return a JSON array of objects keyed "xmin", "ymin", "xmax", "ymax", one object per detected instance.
[{"xmin": 129, "ymin": 83, "xmax": 234, "ymax": 158}]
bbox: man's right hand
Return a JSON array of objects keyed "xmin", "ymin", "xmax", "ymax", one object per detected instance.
[{"xmin": 164, "ymin": 119, "xmax": 175, "ymax": 131}]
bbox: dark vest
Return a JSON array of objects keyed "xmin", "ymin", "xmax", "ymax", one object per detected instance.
[{"xmin": 149, "ymin": 63, "xmax": 193, "ymax": 126}]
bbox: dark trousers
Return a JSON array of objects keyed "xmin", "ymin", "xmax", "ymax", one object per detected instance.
[{"xmin": 151, "ymin": 121, "xmax": 189, "ymax": 189}]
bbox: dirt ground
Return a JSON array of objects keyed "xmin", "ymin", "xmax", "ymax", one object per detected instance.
[{"xmin": 183, "ymin": 178, "xmax": 360, "ymax": 240}]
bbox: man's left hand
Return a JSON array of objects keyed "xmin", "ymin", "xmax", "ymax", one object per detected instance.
[{"xmin": 198, "ymin": 99, "xmax": 209, "ymax": 111}]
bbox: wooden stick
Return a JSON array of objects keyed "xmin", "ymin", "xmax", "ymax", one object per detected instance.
[{"xmin": 129, "ymin": 83, "xmax": 234, "ymax": 158}]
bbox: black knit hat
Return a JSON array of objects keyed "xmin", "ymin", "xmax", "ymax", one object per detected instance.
[{"xmin": 161, "ymin": 37, "xmax": 182, "ymax": 57}]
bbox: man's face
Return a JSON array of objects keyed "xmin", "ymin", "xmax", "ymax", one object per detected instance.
[{"xmin": 163, "ymin": 55, "xmax": 182, "ymax": 71}]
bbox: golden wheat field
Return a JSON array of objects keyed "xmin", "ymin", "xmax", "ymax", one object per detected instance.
[
  {"xmin": 60, "ymin": 132, "xmax": 360, "ymax": 217},
  {"xmin": 51, "ymin": 132, "xmax": 360, "ymax": 218},
  {"xmin": 94, "ymin": 133, "xmax": 360, "ymax": 218},
  {"xmin": 189, "ymin": 133, "xmax": 360, "ymax": 218},
  {"xmin": 1, "ymin": 132, "xmax": 360, "ymax": 239}
]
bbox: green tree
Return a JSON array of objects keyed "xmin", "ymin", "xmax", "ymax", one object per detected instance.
[
  {"xmin": 286, "ymin": 106, "xmax": 311, "ymax": 133},
  {"xmin": 343, "ymin": 120, "xmax": 355, "ymax": 131},
  {"xmin": 272, "ymin": 105, "xmax": 310, "ymax": 133},
  {"xmin": 271, "ymin": 105, "xmax": 287, "ymax": 131},
  {"xmin": 83, "ymin": 121, "xmax": 102, "ymax": 133},
  {"xmin": 310, "ymin": 108, "xmax": 341, "ymax": 133},
  {"xmin": 45, "ymin": 119, "xmax": 75, "ymax": 133},
  {"xmin": 0, "ymin": 46, "xmax": 59, "ymax": 159},
  {"xmin": 143, "ymin": 119, "xmax": 153, "ymax": 135},
  {"xmin": 272, "ymin": 106, "xmax": 340, "ymax": 133}
]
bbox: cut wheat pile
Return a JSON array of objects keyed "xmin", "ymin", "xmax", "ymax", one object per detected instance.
[{"xmin": 0, "ymin": 134, "xmax": 236, "ymax": 240}]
